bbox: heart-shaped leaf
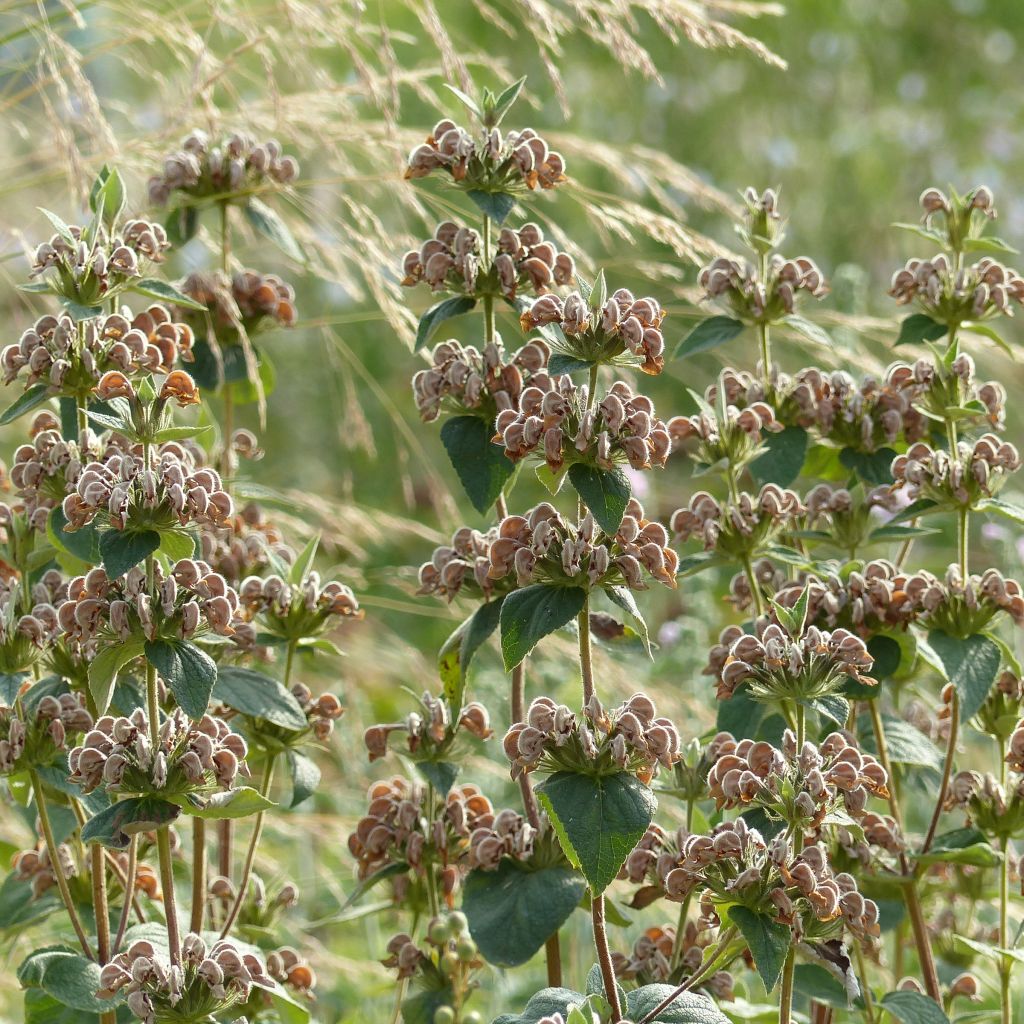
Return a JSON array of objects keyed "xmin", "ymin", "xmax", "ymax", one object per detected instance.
[
  {"xmin": 214, "ymin": 665, "xmax": 308, "ymax": 731},
  {"xmin": 145, "ymin": 638, "xmax": 217, "ymax": 718},
  {"xmin": 924, "ymin": 630, "xmax": 1000, "ymax": 720},
  {"xmin": 287, "ymin": 749, "xmax": 321, "ymax": 807},
  {"xmin": 414, "ymin": 294, "xmax": 477, "ymax": 351},
  {"xmin": 98, "ymin": 528, "xmax": 161, "ymax": 580},
  {"xmin": 727, "ymin": 905, "xmax": 790, "ymax": 992},
  {"xmin": 568, "ymin": 464, "xmax": 631, "ymax": 535},
  {"xmin": 751, "ymin": 425, "xmax": 808, "ymax": 487},
  {"xmin": 537, "ymin": 770, "xmax": 656, "ymax": 893},
  {"xmin": 895, "ymin": 313, "xmax": 947, "ymax": 347},
  {"xmin": 879, "ymin": 990, "xmax": 950, "ymax": 1024},
  {"xmin": 463, "ymin": 861, "xmax": 586, "ymax": 966},
  {"xmin": 674, "ymin": 316, "xmax": 744, "ymax": 359},
  {"xmin": 500, "ymin": 584, "xmax": 587, "ymax": 670},
  {"xmin": 440, "ymin": 414, "xmax": 514, "ymax": 514},
  {"xmin": 81, "ymin": 797, "xmax": 180, "ymax": 848}
]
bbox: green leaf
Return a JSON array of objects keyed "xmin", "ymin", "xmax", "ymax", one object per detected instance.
[
  {"xmin": 536, "ymin": 462, "xmax": 568, "ymax": 495},
  {"xmin": 98, "ymin": 528, "xmax": 160, "ymax": 579},
  {"xmin": 463, "ymin": 861, "xmax": 586, "ymax": 967},
  {"xmin": 917, "ymin": 827, "xmax": 1001, "ymax": 867},
  {"xmin": 859, "ymin": 713, "xmax": 943, "ymax": 771},
  {"xmin": 976, "ymin": 497, "xmax": 1024, "ymax": 524},
  {"xmin": 879, "ymin": 990, "xmax": 950, "ymax": 1024},
  {"xmin": 165, "ymin": 205, "xmax": 199, "ymax": 248},
  {"xmin": 674, "ymin": 316, "xmax": 744, "ymax": 359},
  {"xmin": 17, "ymin": 947, "xmax": 117, "ymax": 1014},
  {"xmin": 36, "ymin": 208, "xmax": 77, "ymax": 245},
  {"xmin": 0, "ymin": 383, "xmax": 51, "ymax": 426},
  {"xmin": 47, "ymin": 508, "xmax": 99, "ymax": 566},
  {"xmin": 894, "ymin": 313, "xmax": 947, "ymax": 347},
  {"xmin": 487, "ymin": 76, "xmax": 526, "ymax": 126},
  {"xmin": 173, "ymin": 786, "xmax": 276, "ymax": 819},
  {"xmin": 288, "ymin": 534, "xmax": 320, "ymax": 585},
  {"xmin": 438, "ymin": 598, "xmax": 504, "ymax": 708},
  {"xmin": 90, "ymin": 166, "xmax": 125, "ymax": 229},
  {"xmin": 677, "ymin": 551, "xmax": 727, "ymax": 578},
  {"xmin": 81, "ymin": 797, "xmax": 180, "ymax": 848},
  {"xmin": 548, "ymin": 353, "xmax": 594, "ymax": 376},
  {"xmin": 500, "ymin": 584, "xmax": 587, "ymax": 670},
  {"xmin": 243, "ymin": 197, "xmax": 304, "ymax": 262},
  {"xmin": 805, "ymin": 693, "xmax": 849, "ymax": 727},
  {"xmin": 924, "ymin": 630, "xmax": 1000, "ymax": 720},
  {"xmin": 341, "ymin": 860, "xmax": 409, "ymax": 911},
  {"xmin": 888, "ymin": 497, "xmax": 940, "ymax": 524},
  {"xmin": 0, "ymin": 871, "xmax": 60, "ymax": 932},
  {"xmin": 492, "ymin": 989, "xmax": 585, "ymax": 1024},
  {"xmin": 727, "ymin": 905, "xmax": 790, "ymax": 993},
  {"xmin": 88, "ymin": 638, "xmax": 145, "ymax": 714},
  {"xmin": 439, "ymin": 414, "xmax": 514, "ymax": 515},
  {"xmin": 625, "ymin": 984, "xmax": 731, "ymax": 1023},
  {"xmin": 567, "ymin": 464, "xmax": 630, "ymax": 535},
  {"xmin": 868, "ymin": 523, "xmax": 939, "ymax": 542},
  {"xmin": 793, "ymin": 964, "xmax": 858, "ymax": 1010},
  {"xmin": 131, "ymin": 277, "xmax": 207, "ymax": 311},
  {"xmin": 963, "ymin": 235, "xmax": 1019, "ymax": 255},
  {"xmin": 838, "ymin": 446, "xmax": 896, "ymax": 485},
  {"xmin": 415, "ymin": 759, "xmax": 459, "ymax": 793},
  {"xmin": 717, "ymin": 684, "xmax": 765, "ymax": 738},
  {"xmin": 144, "ymin": 638, "xmax": 217, "ymax": 718},
  {"xmin": 751, "ymin": 425, "xmax": 808, "ymax": 487},
  {"xmin": 214, "ymin": 665, "xmax": 308, "ymax": 731},
  {"xmin": 604, "ymin": 585, "xmax": 651, "ymax": 657},
  {"xmin": 152, "ymin": 425, "xmax": 213, "ymax": 443},
  {"xmin": 536, "ymin": 770, "xmax": 656, "ymax": 893},
  {"xmin": 287, "ymin": 749, "xmax": 320, "ymax": 807},
  {"xmin": 443, "ymin": 82, "xmax": 481, "ymax": 117},
  {"xmin": 783, "ymin": 314, "xmax": 833, "ymax": 347},
  {"xmin": 465, "ymin": 189, "xmax": 516, "ymax": 225},
  {"xmin": 414, "ymin": 295, "xmax": 477, "ymax": 351},
  {"xmin": 962, "ymin": 320, "xmax": 1013, "ymax": 356},
  {"xmin": 62, "ymin": 300, "xmax": 103, "ymax": 322},
  {"xmin": 157, "ymin": 530, "xmax": 196, "ymax": 563}
]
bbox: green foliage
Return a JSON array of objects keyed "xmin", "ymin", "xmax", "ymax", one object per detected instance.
[
  {"xmin": 440, "ymin": 414, "xmax": 515, "ymax": 514},
  {"xmin": 567, "ymin": 464, "xmax": 630, "ymax": 534},
  {"xmin": 144, "ymin": 638, "xmax": 218, "ymax": 718},
  {"xmin": 726, "ymin": 905, "xmax": 790, "ymax": 992},
  {"xmin": 500, "ymin": 584, "xmax": 587, "ymax": 669}
]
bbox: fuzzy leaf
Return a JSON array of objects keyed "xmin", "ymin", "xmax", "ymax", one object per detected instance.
[
  {"xmin": 244, "ymin": 197, "xmax": 304, "ymax": 262},
  {"xmin": 465, "ymin": 189, "xmax": 516, "ymax": 225},
  {"xmin": 604, "ymin": 585, "xmax": 652, "ymax": 656},
  {"xmin": 88, "ymin": 638, "xmax": 145, "ymax": 714},
  {"xmin": 47, "ymin": 508, "xmax": 100, "ymax": 566},
  {"xmin": 548, "ymin": 353, "xmax": 594, "ymax": 376},
  {"xmin": 17, "ymin": 947, "xmax": 117, "ymax": 1014},
  {"xmin": 214, "ymin": 665, "xmax": 308, "ymax": 731},
  {"xmin": 173, "ymin": 786, "xmax": 276, "ymax": 819},
  {"xmin": 879, "ymin": 990, "xmax": 950, "ymax": 1024},
  {"xmin": 750, "ymin": 425, "xmax": 808, "ymax": 487},
  {"xmin": 414, "ymin": 294, "xmax": 477, "ymax": 351},
  {"xmin": 924, "ymin": 630, "xmax": 1000, "ymax": 720},
  {"xmin": 132, "ymin": 277, "xmax": 206, "ymax": 311},
  {"xmin": 838, "ymin": 446, "xmax": 896, "ymax": 485},
  {"xmin": 438, "ymin": 598, "xmax": 504, "ymax": 708},
  {"xmin": 492, "ymin": 989, "xmax": 585, "ymax": 1024},
  {"xmin": 537, "ymin": 770, "xmax": 656, "ymax": 893},
  {"xmin": 463, "ymin": 860, "xmax": 585, "ymax": 967},
  {"xmin": 81, "ymin": 797, "xmax": 180, "ymax": 848},
  {"xmin": 439, "ymin": 413, "xmax": 514, "ymax": 514},
  {"xmin": 287, "ymin": 749, "xmax": 321, "ymax": 807},
  {"xmin": 0, "ymin": 384, "xmax": 50, "ymax": 426},
  {"xmin": 894, "ymin": 313, "xmax": 947, "ymax": 347},
  {"xmin": 145, "ymin": 638, "xmax": 217, "ymax": 718},
  {"xmin": 98, "ymin": 528, "xmax": 160, "ymax": 580},
  {"xmin": 674, "ymin": 315, "xmax": 744, "ymax": 359},
  {"xmin": 500, "ymin": 584, "xmax": 587, "ymax": 670},
  {"xmin": 917, "ymin": 827, "xmax": 1001, "ymax": 867},
  {"xmin": 727, "ymin": 905, "xmax": 790, "ymax": 992},
  {"xmin": 783, "ymin": 314, "xmax": 833, "ymax": 347},
  {"xmin": 568, "ymin": 463, "xmax": 631, "ymax": 535},
  {"xmin": 625, "ymin": 984, "xmax": 731, "ymax": 1023}
]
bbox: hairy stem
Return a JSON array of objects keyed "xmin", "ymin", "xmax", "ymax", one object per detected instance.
[
  {"xmin": 957, "ymin": 505, "xmax": 969, "ymax": 579},
  {"xmin": 779, "ymin": 948, "xmax": 796, "ymax": 1024},
  {"xmin": 91, "ymin": 844, "xmax": 111, "ymax": 963},
  {"xmin": 921, "ymin": 691, "xmax": 959, "ymax": 856},
  {"xmin": 592, "ymin": 894, "xmax": 623, "ymax": 1023},
  {"xmin": 868, "ymin": 698, "xmax": 941, "ymax": 999},
  {"xmin": 29, "ymin": 770, "xmax": 94, "ymax": 959},
  {"xmin": 1001, "ymin": 833, "xmax": 1013, "ymax": 1024},
  {"xmin": 219, "ymin": 754, "xmax": 277, "ymax": 938},
  {"xmin": 112, "ymin": 836, "xmax": 137, "ymax": 955},
  {"xmin": 578, "ymin": 597, "xmax": 595, "ymax": 705},
  {"xmin": 853, "ymin": 940, "xmax": 876, "ymax": 1024},
  {"xmin": 190, "ymin": 818, "xmax": 207, "ymax": 934}
]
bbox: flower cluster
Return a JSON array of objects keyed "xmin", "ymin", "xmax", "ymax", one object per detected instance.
[
  {"xmin": 497, "ymin": 378, "xmax": 671, "ymax": 473},
  {"xmin": 69, "ymin": 708, "xmax": 248, "ymax": 795},
  {"xmin": 706, "ymin": 729, "xmax": 889, "ymax": 821},
  {"xmin": 891, "ymin": 435, "xmax": 1021, "ymax": 506},
  {"xmin": 97, "ymin": 933, "xmax": 273, "ymax": 1023},
  {"xmin": 180, "ymin": 269, "xmax": 298, "ymax": 334},
  {"xmin": 12, "ymin": 842, "xmax": 77, "ymax": 898},
  {"xmin": 670, "ymin": 485, "xmax": 805, "ymax": 556},
  {"xmin": 889, "ymin": 254, "xmax": 1024, "ymax": 322},
  {"xmin": 401, "ymin": 221, "xmax": 480, "ymax": 293},
  {"xmin": 612, "ymin": 922, "xmax": 734, "ymax": 999},
  {"xmin": 708, "ymin": 615, "xmax": 875, "ymax": 702},
  {"xmin": 668, "ymin": 393, "xmax": 781, "ymax": 471},
  {"xmin": 266, "ymin": 947, "xmax": 316, "ymax": 997},
  {"xmin": 199, "ymin": 501, "xmax": 294, "ymax": 585},
  {"xmin": 897, "ymin": 564, "xmax": 1024, "ymax": 634},
  {"xmin": 62, "ymin": 440, "xmax": 233, "ymax": 533},
  {"xmin": 463, "ymin": 806, "xmax": 535, "ymax": 871},
  {"xmin": 405, "ymin": 119, "xmax": 566, "ymax": 193},
  {"xmin": 945, "ymin": 768, "xmax": 1024, "ymax": 838},
  {"xmin": 286, "ymin": 682, "xmax": 345, "ymax": 743},
  {"xmin": 56, "ymin": 561, "xmax": 241, "ymax": 656},
  {"xmin": 237, "ymin": 567, "xmax": 361, "ymax": 642},
  {"xmin": 147, "ymin": 130, "xmax": 299, "ymax": 205},
  {"xmin": 503, "ymin": 692, "xmax": 681, "ymax": 782},
  {"xmin": 700, "ymin": 253, "xmax": 828, "ymax": 324},
  {"xmin": 31, "ymin": 220, "xmax": 170, "ymax": 306},
  {"xmin": 0, "ymin": 691, "xmax": 93, "ymax": 773},
  {"xmin": 363, "ymin": 693, "xmax": 491, "ymax": 761},
  {"xmin": 0, "ymin": 577, "xmax": 63, "ymax": 673},
  {"xmin": 418, "ymin": 524, "xmax": 505, "ymax": 601},
  {"xmin": 2, "ymin": 305, "xmax": 194, "ymax": 394},
  {"xmin": 412, "ymin": 338, "xmax": 551, "ymax": 422},
  {"xmin": 520, "ymin": 286, "xmax": 667, "ymax": 374},
  {"xmin": 486, "ymin": 501, "xmax": 678, "ymax": 590},
  {"xmin": 662, "ymin": 822, "xmax": 881, "ymax": 942}
]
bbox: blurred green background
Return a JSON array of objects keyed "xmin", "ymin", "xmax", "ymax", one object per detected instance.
[{"xmin": 2, "ymin": 0, "xmax": 1024, "ymax": 1020}]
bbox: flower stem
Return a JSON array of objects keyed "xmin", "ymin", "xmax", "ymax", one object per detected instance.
[
  {"xmin": 190, "ymin": 818, "xmax": 207, "ymax": 934},
  {"xmin": 957, "ymin": 505, "xmax": 969, "ymax": 579},
  {"xmin": 112, "ymin": 835, "xmax": 137, "ymax": 954},
  {"xmin": 868, "ymin": 697, "xmax": 942, "ymax": 1000},
  {"xmin": 921, "ymin": 691, "xmax": 959, "ymax": 856},
  {"xmin": 578, "ymin": 597, "xmax": 595, "ymax": 706},
  {"xmin": 779, "ymin": 948, "xmax": 796, "ymax": 1024},
  {"xmin": 1001, "ymin": 833, "xmax": 1013, "ymax": 1024},
  {"xmin": 29, "ymin": 770, "xmax": 94, "ymax": 959},
  {"xmin": 592, "ymin": 893, "xmax": 623, "ymax": 1023},
  {"xmin": 219, "ymin": 753, "xmax": 277, "ymax": 938}
]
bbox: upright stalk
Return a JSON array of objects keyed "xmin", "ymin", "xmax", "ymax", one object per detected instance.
[
  {"xmin": 1000, "ymin": 833, "xmax": 1013, "ymax": 1024},
  {"xmin": 29, "ymin": 770, "xmax": 94, "ymax": 959},
  {"xmin": 592, "ymin": 893, "xmax": 623, "ymax": 1023},
  {"xmin": 112, "ymin": 836, "xmax": 138, "ymax": 954},
  {"xmin": 578, "ymin": 600, "xmax": 595, "ymax": 705},
  {"xmin": 190, "ymin": 818, "xmax": 207, "ymax": 933}
]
